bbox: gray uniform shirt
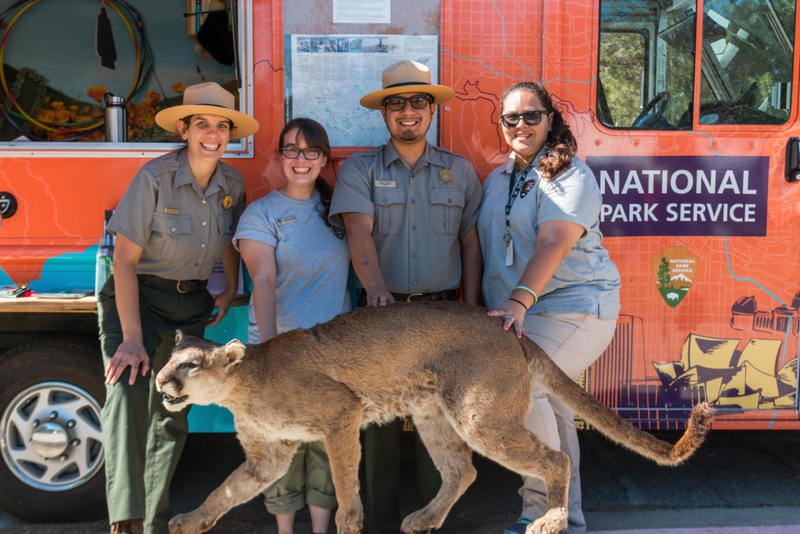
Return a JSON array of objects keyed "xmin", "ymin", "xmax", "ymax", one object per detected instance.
[
  {"xmin": 329, "ymin": 141, "xmax": 483, "ymax": 294},
  {"xmin": 233, "ymin": 190, "xmax": 352, "ymax": 343},
  {"xmin": 107, "ymin": 149, "xmax": 245, "ymax": 280},
  {"xmin": 478, "ymin": 151, "xmax": 620, "ymax": 319}
]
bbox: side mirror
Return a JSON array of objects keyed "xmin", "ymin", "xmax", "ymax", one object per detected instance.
[{"xmin": 786, "ymin": 138, "xmax": 800, "ymax": 183}]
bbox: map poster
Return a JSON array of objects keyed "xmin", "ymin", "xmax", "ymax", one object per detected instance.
[{"xmin": 285, "ymin": 34, "xmax": 440, "ymax": 147}]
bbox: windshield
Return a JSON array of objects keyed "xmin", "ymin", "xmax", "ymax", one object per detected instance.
[{"xmin": 597, "ymin": 0, "xmax": 796, "ymax": 129}]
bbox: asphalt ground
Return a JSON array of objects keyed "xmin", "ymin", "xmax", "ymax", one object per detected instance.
[{"xmin": 1, "ymin": 429, "xmax": 799, "ymax": 533}]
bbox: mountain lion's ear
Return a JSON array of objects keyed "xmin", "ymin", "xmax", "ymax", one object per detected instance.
[
  {"xmin": 221, "ymin": 339, "xmax": 246, "ymax": 368},
  {"xmin": 175, "ymin": 330, "xmax": 185, "ymax": 345}
]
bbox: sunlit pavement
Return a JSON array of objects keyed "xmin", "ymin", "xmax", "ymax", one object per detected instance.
[
  {"xmin": 589, "ymin": 529, "xmax": 799, "ymax": 534},
  {"xmin": 250, "ymin": 522, "xmax": 800, "ymax": 534}
]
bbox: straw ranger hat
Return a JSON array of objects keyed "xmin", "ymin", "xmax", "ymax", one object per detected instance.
[
  {"xmin": 360, "ymin": 60, "xmax": 455, "ymax": 110},
  {"xmin": 155, "ymin": 82, "xmax": 259, "ymax": 139}
]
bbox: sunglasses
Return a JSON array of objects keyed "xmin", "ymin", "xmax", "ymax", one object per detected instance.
[
  {"xmin": 382, "ymin": 95, "xmax": 434, "ymax": 112},
  {"xmin": 500, "ymin": 110, "xmax": 551, "ymax": 128},
  {"xmin": 280, "ymin": 146, "xmax": 324, "ymax": 160}
]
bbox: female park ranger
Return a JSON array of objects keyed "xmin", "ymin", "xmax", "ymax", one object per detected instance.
[{"xmin": 98, "ymin": 82, "xmax": 258, "ymax": 534}]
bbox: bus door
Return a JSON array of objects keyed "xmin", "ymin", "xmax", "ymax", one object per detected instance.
[{"xmin": 588, "ymin": 0, "xmax": 800, "ymax": 429}]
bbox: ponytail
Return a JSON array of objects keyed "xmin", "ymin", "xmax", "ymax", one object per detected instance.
[{"xmin": 314, "ymin": 176, "xmax": 334, "ymax": 228}]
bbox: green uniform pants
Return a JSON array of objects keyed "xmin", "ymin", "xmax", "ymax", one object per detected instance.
[
  {"xmin": 357, "ymin": 291, "xmax": 457, "ymax": 534},
  {"xmin": 98, "ymin": 278, "xmax": 214, "ymax": 534},
  {"xmin": 262, "ymin": 439, "xmax": 338, "ymax": 515},
  {"xmin": 362, "ymin": 419, "xmax": 457, "ymax": 534}
]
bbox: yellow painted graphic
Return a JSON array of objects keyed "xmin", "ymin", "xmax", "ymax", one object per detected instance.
[{"xmin": 653, "ymin": 334, "xmax": 797, "ymax": 410}]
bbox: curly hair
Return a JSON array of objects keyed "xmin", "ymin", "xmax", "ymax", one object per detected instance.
[
  {"xmin": 278, "ymin": 118, "xmax": 334, "ymax": 228},
  {"xmin": 500, "ymin": 82, "xmax": 577, "ymax": 181}
]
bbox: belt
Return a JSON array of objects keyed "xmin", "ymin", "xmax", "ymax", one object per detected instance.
[
  {"xmin": 391, "ymin": 289, "xmax": 459, "ymax": 302},
  {"xmin": 137, "ymin": 274, "xmax": 207, "ymax": 294}
]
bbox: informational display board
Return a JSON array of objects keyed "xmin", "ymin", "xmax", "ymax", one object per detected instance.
[
  {"xmin": 284, "ymin": 0, "xmax": 441, "ymax": 147},
  {"xmin": 285, "ymin": 34, "xmax": 439, "ymax": 147}
]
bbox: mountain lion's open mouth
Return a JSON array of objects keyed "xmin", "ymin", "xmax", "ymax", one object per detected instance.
[{"xmin": 163, "ymin": 392, "xmax": 188, "ymax": 405}]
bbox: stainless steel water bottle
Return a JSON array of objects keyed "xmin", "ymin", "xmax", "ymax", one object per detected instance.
[{"xmin": 103, "ymin": 93, "xmax": 127, "ymax": 143}]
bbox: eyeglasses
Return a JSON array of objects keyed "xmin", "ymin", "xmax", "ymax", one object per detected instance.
[
  {"xmin": 500, "ymin": 110, "xmax": 551, "ymax": 128},
  {"xmin": 382, "ymin": 95, "xmax": 434, "ymax": 112},
  {"xmin": 280, "ymin": 146, "xmax": 324, "ymax": 160}
]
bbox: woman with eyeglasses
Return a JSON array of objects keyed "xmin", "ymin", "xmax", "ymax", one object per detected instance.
[
  {"xmin": 233, "ymin": 118, "xmax": 348, "ymax": 534},
  {"xmin": 477, "ymin": 81, "xmax": 621, "ymax": 534}
]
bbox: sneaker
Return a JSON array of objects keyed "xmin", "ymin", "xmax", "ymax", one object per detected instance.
[{"xmin": 502, "ymin": 517, "xmax": 533, "ymax": 534}]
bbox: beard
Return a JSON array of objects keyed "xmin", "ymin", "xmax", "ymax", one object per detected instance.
[{"xmin": 391, "ymin": 126, "xmax": 428, "ymax": 145}]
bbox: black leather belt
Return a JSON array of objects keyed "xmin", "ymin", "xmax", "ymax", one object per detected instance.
[
  {"xmin": 391, "ymin": 289, "xmax": 459, "ymax": 302},
  {"xmin": 137, "ymin": 274, "xmax": 207, "ymax": 294}
]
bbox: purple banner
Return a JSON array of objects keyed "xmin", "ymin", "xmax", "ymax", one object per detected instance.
[{"xmin": 586, "ymin": 156, "xmax": 769, "ymax": 237}]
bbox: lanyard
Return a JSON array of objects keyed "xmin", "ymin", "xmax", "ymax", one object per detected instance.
[{"xmin": 504, "ymin": 164, "xmax": 530, "ymax": 242}]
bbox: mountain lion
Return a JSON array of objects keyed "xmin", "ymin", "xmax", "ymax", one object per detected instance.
[{"xmin": 156, "ymin": 301, "xmax": 713, "ymax": 534}]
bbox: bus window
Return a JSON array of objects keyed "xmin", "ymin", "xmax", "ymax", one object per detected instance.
[
  {"xmin": 597, "ymin": 31, "xmax": 647, "ymax": 128},
  {"xmin": 698, "ymin": 0, "xmax": 796, "ymax": 125},
  {"xmin": 598, "ymin": 0, "xmax": 696, "ymax": 130}
]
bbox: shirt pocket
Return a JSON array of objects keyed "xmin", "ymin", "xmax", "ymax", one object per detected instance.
[
  {"xmin": 151, "ymin": 212, "xmax": 192, "ymax": 260},
  {"xmin": 218, "ymin": 212, "xmax": 234, "ymax": 238},
  {"xmin": 429, "ymin": 188, "xmax": 466, "ymax": 235},
  {"xmin": 372, "ymin": 188, "xmax": 406, "ymax": 235}
]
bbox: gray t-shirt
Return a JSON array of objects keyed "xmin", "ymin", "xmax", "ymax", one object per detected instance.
[
  {"xmin": 478, "ymin": 151, "xmax": 620, "ymax": 319},
  {"xmin": 233, "ymin": 190, "xmax": 352, "ymax": 343}
]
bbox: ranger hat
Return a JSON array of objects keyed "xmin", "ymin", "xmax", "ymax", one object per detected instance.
[
  {"xmin": 155, "ymin": 82, "xmax": 259, "ymax": 139},
  {"xmin": 359, "ymin": 60, "xmax": 455, "ymax": 110}
]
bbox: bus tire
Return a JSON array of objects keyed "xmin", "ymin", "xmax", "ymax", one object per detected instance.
[{"xmin": 0, "ymin": 339, "xmax": 106, "ymax": 522}]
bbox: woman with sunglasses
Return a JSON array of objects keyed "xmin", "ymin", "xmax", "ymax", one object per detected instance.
[
  {"xmin": 233, "ymin": 118, "xmax": 348, "ymax": 534},
  {"xmin": 477, "ymin": 81, "xmax": 620, "ymax": 534}
]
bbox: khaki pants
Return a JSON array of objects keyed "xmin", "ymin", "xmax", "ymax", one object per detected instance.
[
  {"xmin": 98, "ymin": 278, "xmax": 214, "ymax": 534},
  {"xmin": 520, "ymin": 311, "xmax": 617, "ymax": 533},
  {"xmin": 262, "ymin": 439, "xmax": 338, "ymax": 515}
]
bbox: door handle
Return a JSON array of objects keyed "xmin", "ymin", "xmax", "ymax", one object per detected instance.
[{"xmin": 786, "ymin": 138, "xmax": 800, "ymax": 183}]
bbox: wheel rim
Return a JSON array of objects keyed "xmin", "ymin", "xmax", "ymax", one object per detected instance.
[{"xmin": 0, "ymin": 382, "xmax": 104, "ymax": 491}]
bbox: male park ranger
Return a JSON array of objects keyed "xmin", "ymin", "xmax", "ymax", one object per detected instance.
[{"xmin": 329, "ymin": 60, "xmax": 483, "ymax": 534}]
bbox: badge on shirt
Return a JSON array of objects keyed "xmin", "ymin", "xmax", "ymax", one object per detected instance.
[
  {"xmin": 331, "ymin": 226, "xmax": 346, "ymax": 240},
  {"xmin": 519, "ymin": 179, "xmax": 537, "ymax": 198},
  {"xmin": 375, "ymin": 180, "xmax": 396, "ymax": 188},
  {"xmin": 440, "ymin": 170, "xmax": 452, "ymax": 183},
  {"xmin": 222, "ymin": 195, "xmax": 233, "ymax": 209},
  {"xmin": 164, "ymin": 208, "xmax": 179, "ymax": 215},
  {"xmin": 277, "ymin": 215, "xmax": 298, "ymax": 226}
]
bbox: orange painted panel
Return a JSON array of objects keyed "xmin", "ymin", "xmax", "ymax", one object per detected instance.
[{"xmin": 1, "ymin": 0, "xmax": 797, "ymax": 428}]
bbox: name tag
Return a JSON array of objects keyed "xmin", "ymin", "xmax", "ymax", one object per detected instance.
[
  {"xmin": 277, "ymin": 215, "xmax": 298, "ymax": 226},
  {"xmin": 165, "ymin": 208, "xmax": 179, "ymax": 215},
  {"xmin": 375, "ymin": 180, "xmax": 396, "ymax": 188}
]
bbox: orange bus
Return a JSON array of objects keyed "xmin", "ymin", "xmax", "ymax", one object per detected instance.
[{"xmin": 0, "ymin": 0, "xmax": 797, "ymax": 521}]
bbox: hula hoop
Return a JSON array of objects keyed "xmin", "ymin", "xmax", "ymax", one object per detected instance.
[{"xmin": 0, "ymin": 0, "xmax": 145, "ymax": 135}]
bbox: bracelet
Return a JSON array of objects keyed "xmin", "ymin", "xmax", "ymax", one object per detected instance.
[
  {"xmin": 508, "ymin": 297, "xmax": 528, "ymax": 310},
  {"xmin": 514, "ymin": 285, "xmax": 538, "ymax": 305}
]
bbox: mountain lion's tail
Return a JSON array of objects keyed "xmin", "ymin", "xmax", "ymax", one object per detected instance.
[{"xmin": 521, "ymin": 337, "xmax": 714, "ymax": 466}]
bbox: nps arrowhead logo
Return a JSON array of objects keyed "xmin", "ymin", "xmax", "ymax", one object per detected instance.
[{"xmin": 651, "ymin": 246, "xmax": 699, "ymax": 308}]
